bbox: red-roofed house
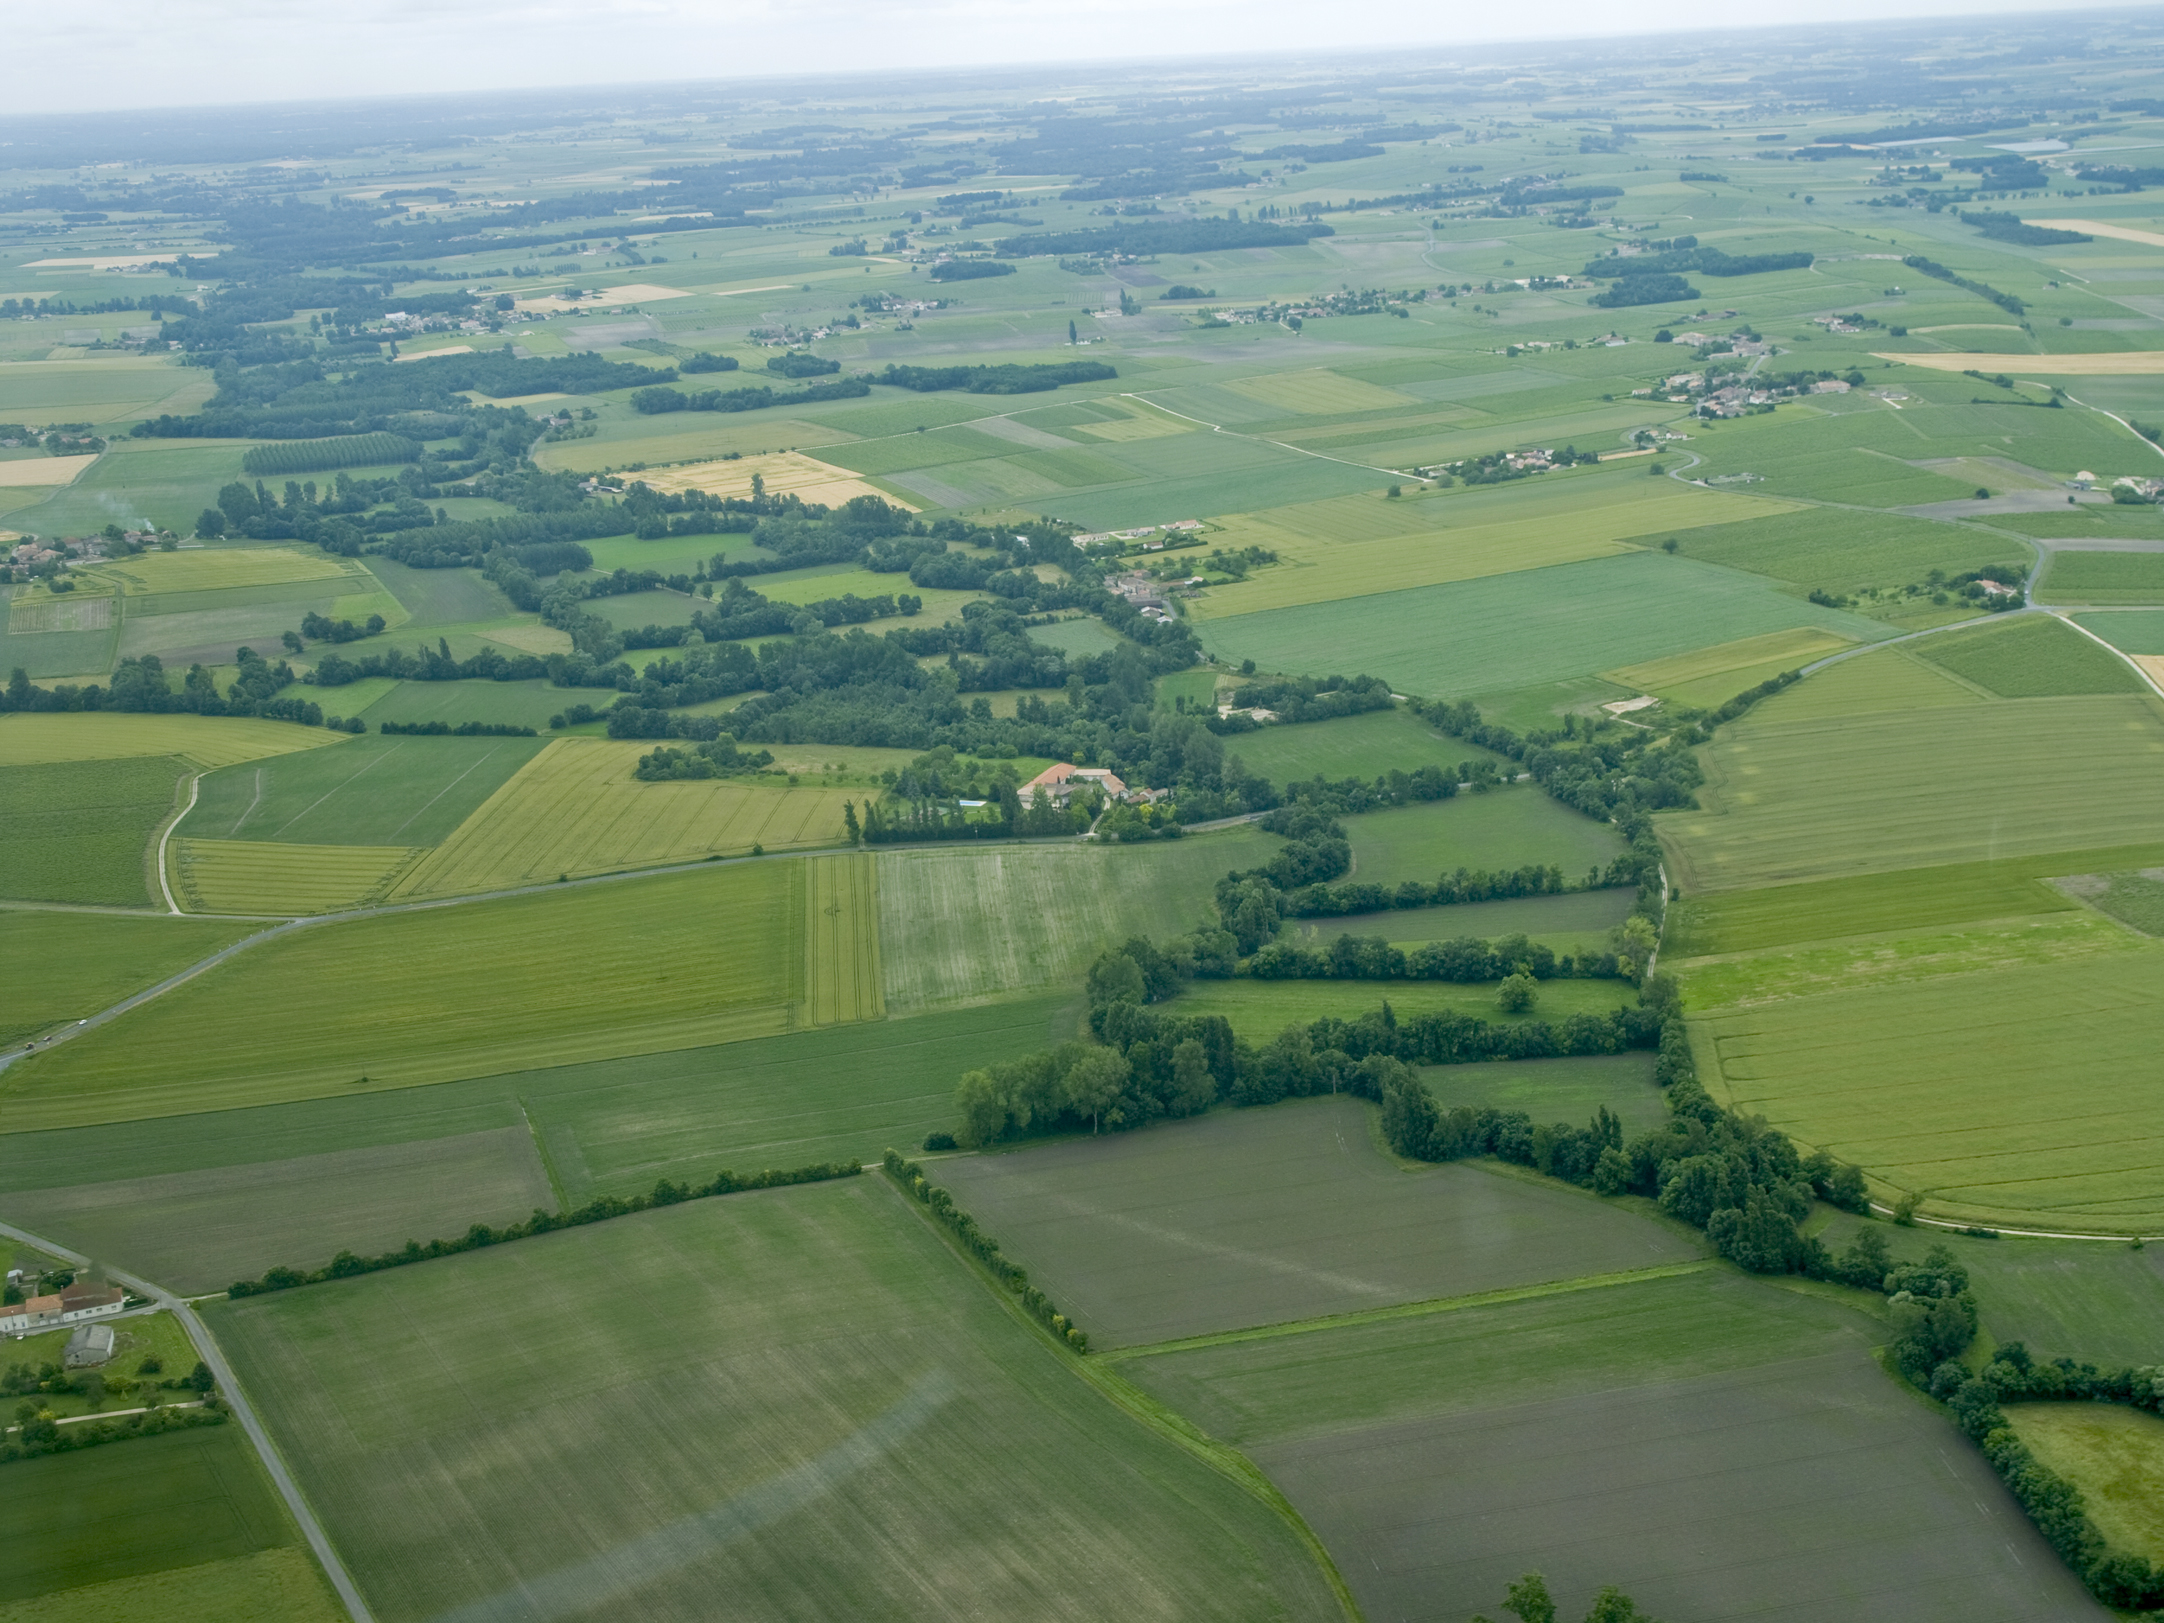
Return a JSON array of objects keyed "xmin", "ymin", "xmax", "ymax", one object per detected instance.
[{"xmin": 1022, "ymin": 763, "xmax": 1128, "ymax": 805}]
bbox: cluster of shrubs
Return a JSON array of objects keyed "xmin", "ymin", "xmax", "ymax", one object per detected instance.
[
  {"xmin": 883, "ymin": 1151, "xmax": 1089, "ymax": 1351},
  {"xmin": 2, "ymin": 1397, "xmax": 226, "ymax": 1464},
  {"xmin": 379, "ymin": 720, "xmax": 536, "ymax": 737},
  {"xmin": 227, "ymin": 1161, "xmax": 862, "ymax": 1297}
]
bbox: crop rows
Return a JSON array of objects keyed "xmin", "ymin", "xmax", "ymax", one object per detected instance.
[
  {"xmin": 803, "ymin": 853, "xmax": 884, "ymax": 1027},
  {"xmin": 240, "ymin": 432, "xmax": 417, "ymax": 477},
  {"xmin": 172, "ymin": 838, "xmax": 421, "ymax": 915}
]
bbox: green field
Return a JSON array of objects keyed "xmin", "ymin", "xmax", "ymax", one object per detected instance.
[
  {"xmin": 345, "ymin": 678, "xmax": 574, "ymax": 730},
  {"xmin": 1421, "ymin": 1052, "xmax": 1666, "ymax": 1136},
  {"xmin": 1166, "ymin": 975, "xmax": 1641, "ymax": 1041},
  {"xmin": 1915, "ymin": 614, "xmax": 2146, "ymax": 696},
  {"xmin": 1211, "ymin": 704, "xmax": 1508, "ymax": 784},
  {"xmin": 1663, "ymin": 694, "xmax": 2164, "ymax": 893},
  {"xmin": 936, "ymin": 1096, "xmax": 1700, "ymax": 1347},
  {"xmin": 207, "ymin": 1177, "xmax": 1344, "ymax": 1623},
  {"xmin": 0, "ymin": 908, "xmax": 253, "ymax": 1047},
  {"xmin": 1122, "ymin": 1268, "xmax": 2098, "ymax": 1622},
  {"xmin": 1282, "ymin": 885, "xmax": 1636, "ymax": 952},
  {"xmin": 180, "ymin": 733, "xmax": 547, "ymax": 846},
  {"xmin": 2005, "ymin": 1405, "xmax": 2164, "ymax": 1562},
  {"xmin": 0, "ymin": 861, "xmax": 807, "ymax": 1130},
  {"xmin": 0, "ymin": 1426, "xmax": 334, "ymax": 1616},
  {"xmin": 1659, "ymin": 505, "xmax": 2030, "ymax": 597},
  {"xmin": 2076, "ymin": 609, "xmax": 2164, "ymax": 655},
  {"xmin": 0, "ymin": 755, "xmax": 182, "ymax": 905},
  {"xmin": 2082, "ymin": 871, "xmax": 2164, "ymax": 936},
  {"xmin": 2039, "ymin": 549, "xmax": 2164, "ymax": 604},
  {"xmin": 1343, "ymin": 788, "xmax": 1624, "ymax": 889},
  {"xmin": 1698, "ymin": 946, "xmax": 2164, "ymax": 1231},
  {"xmin": 1199, "ymin": 551, "xmax": 1893, "ymax": 699},
  {"xmin": 874, "ymin": 830, "xmax": 1277, "ymax": 1012},
  {"xmin": 0, "ymin": 1549, "xmax": 345, "ymax": 1623},
  {"xmin": 0, "ymin": 712, "xmax": 343, "ymax": 769}
]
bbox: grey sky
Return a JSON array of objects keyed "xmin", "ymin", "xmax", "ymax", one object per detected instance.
[{"xmin": 5, "ymin": 0, "xmax": 2133, "ymax": 116}]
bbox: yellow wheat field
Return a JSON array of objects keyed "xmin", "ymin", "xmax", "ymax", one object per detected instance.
[
  {"xmin": 173, "ymin": 839, "xmax": 422, "ymax": 915},
  {"xmin": 0, "ymin": 713, "xmax": 347, "ymax": 769},
  {"xmin": 394, "ymin": 738, "xmax": 855, "ymax": 896},
  {"xmin": 631, "ymin": 450, "xmax": 908, "ymax": 510}
]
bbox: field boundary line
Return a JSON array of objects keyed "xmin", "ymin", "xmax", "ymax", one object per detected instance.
[
  {"xmin": 0, "ymin": 1217, "xmax": 376, "ymax": 1623},
  {"xmin": 1865, "ymin": 1201, "xmax": 2153, "ymax": 1243},
  {"xmin": 155, "ymin": 770, "xmax": 199, "ymax": 915},
  {"xmin": 1100, "ymin": 1260, "xmax": 1717, "ymax": 1363},
  {"xmin": 2048, "ymin": 609, "xmax": 2164, "ymax": 702},
  {"xmin": 874, "ymin": 1171, "xmax": 1366, "ymax": 1623},
  {"xmin": 1118, "ymin": 390, "xmax": 1417, "ymax": 481}
]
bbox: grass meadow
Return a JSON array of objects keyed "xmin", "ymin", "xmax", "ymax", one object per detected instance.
[
  {"xmin": 1661, "ymin": 504, "xmax": 2029, "ymax": 596},
  {"xmin": 394, "ymin": 739, "xmax": 855, "ymax": 895},
  {"xmin": 1663, "ymin": 694, "xmax": 2164, "ymax": 892},
  {"xmin": 0, "ymin": 1426, "xmax": 335, "ymax": 1617},
  {"xmin": 82, "ymin": 545, "xmax": 361, "ymax": 596},
  {"xmin": 0, "ymin": 755, "xmax": 183, "ymax": 905},
  {"xmin": 180, "ymin": 733, "xmax": 547, "ymax": 846},
  {"xmin": 342, "ymin": 677, "xmax": 575, "ymax": 730},
  {"xmin": 2077, "ymin": 609, "xmax": 2164, "ymax": 655},
  {"xmin": 2005, "ymin": 1406, "xmax": 2164, "ymax": 1562},
  {"xmin": 170, "ymin": 838, "xmax": 421, "ymax": 913},
  {"xmin": 1420, "ymin": 1052, "xmax": 1666, "ymax": 1136},
  {"xmin": 1211, "ymin": 704, "xmax": 1508, "ymax": 784},
  {"xmin": 1916, "ymin": 614, "xmax": 2146, "ymax": 697},
  {"xmin": 0, "ymin": 908, "xmax": 251, "ymax": 1048},
  {"xmin": 1343, "ymin": 788, "xmax": 1624, "ymax": 888},
  {"xmin": 0, "ymin": 1549, "xmax": 344, "ymax": 1623},
  {"xmin": 1284, "ymin": 885, "xmax": 1636, "ymax": 951},
  {"xmin": 1200, "ymin": 550, "xmax": 1892, "ymax": 699},
  {"xmin": 0, "ymin": 711, "xmax": 341, "ymax": 769},
  {"xmin": 2039, "ymin": 549, "xmax": 2164, "ymax": 604},
  {"xmin": 1604, "ymin": 626, "xmax": 1858, "ymax": 707},
  {"xmin": 937, "ymin": 1096, "xmax": 1700, "ymax": 1347},
  {"xmin": 0, "ymin": 861, "xmax": 807, "ymax": 1130},
  {"xmin": 1124, "ymin": 1269, "xmax": 2098, "ymax": 1623},
  {"xmin": 875, "ymin": 830, "xmax": 1276, "ymax": 1011},
  {"xmin": 207, "ymin": 1178, "xmax": 1344, "ymax": 1623},
  {"xmin": 1699, "ymin": 947, "xmax": 2164, "ymax": 1231},
  {"xmin": 1166, "ymin": 976, "xmax": 1640, "ymax": 1041},
  {"xmin": 2, "ymin": 1125, "xmax": 554, "ymax": 1293}
]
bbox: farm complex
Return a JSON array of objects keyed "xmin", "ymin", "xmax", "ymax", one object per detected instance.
[{"xmin": 7, "ymin": 21, "xmax": 2164, "ymax": 1623}]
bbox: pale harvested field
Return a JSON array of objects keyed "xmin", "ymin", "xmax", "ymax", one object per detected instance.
[
  {"xmin": 634, "ymin": 450, "xmax": 908, "ymax": 509},
  {"xmin": 395, "ymin": 738, "xmax": 853, "ymax": 896},
  {"xmin": 5, "ymin": 593, "xmax": 113, "ymax": 632},
  {"xmin": 0, "ymin": 452, "xmax": 97, "ymax": 486},
  {"xmin": 2027, "ymin": 220, "xmax": 2164, "ymax": 248},
  {"xmin": 1878, "ymin": 350, "xmax": 2164, "ymax": 375},
  {"xmin": 804, "ymin": 852, "xmax": 884, "ymax": 1026},
  {"xmin": 1227, "ymin": 369, "xmax": 1420, "ymax": 415},
  {"xmin": 173, "ymin": 838, "xmax": 421, "ymax": 915},
  {"xmin": 478, "ymin": 623, "xmax": 572, "ymax": 656},
  {"xmin": 82, "ymin": 546, "xmax": 360, "ymax": 594},
  {"xmin": 511, "ymin": 283, "xmax": 691, "ymax": 312},
  {"xmin": 26, "ymin": 254, "xmax": 216, "ymax": 268},
  {"xmin": 392, "ymin": 345, "xmax": 474, "ymax": 362},
  {"xmin": 0, "ymin": 712, "xmax": 346, "ymax": 769}
]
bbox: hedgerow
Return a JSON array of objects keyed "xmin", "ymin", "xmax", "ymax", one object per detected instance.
[{"xmin": 883, "ymin": 1150, "xmax": 1090, "ymax": 1350}]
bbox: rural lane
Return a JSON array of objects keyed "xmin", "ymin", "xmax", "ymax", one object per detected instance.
[{"xmin": 0, "ymin": 1217, "xmax": 378, "ymax": 1623}]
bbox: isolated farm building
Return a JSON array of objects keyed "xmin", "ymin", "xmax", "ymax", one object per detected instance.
[
  {"xmin": 58, "ymin": 1280, "xmax": 126, "ymax": 1324},
  {"xmin": 0, "ymin": 1294, "xmax": 62, "ymax": 1334},
  {"xmin": 1022, "ymin": 763, "xmax": 1128, "ymax": 805},
  {"xmin": 63, "ymin": 1323, "xmax": 115, "ymax": 1369}
]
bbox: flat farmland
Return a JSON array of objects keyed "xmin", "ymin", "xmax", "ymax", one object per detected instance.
[
  {"xmin": 1661, "ymin": 505, "xmax": 2028, "ymax": 596},
  {"xmin": 1212, "ymin": 704, "xmax": 1509, "ymax": 784},
  {"xmin": 1421, "ymin": 1052, "xmax": 1666, "ymax": 1137},
  {"xmin": 2077, "ymin": 609, "xmax": 2164, "ymax": 654},
  {"xmin": 1916, "ymin": 614, "xmax": 2146, "ymax": 696},
  {"xmin": 171, "ymin": 839, "xmax": 421, "ymax": 914},
  {"xmin": 1167, "ymin": 976, "xmax": 1641, "ymax": 1041},
  {"xmin": 1125, "ymin": 1273, "xmax": 2102, "ymax": 1623},
  {"xmin": 347, "ymin": 677, "xmax": 572, "ymax": 730},
  {"xmin": 1738, "ymin": 642, "xmax": 1988, "ymax": 719},
  {"xmin": 1662, "ymin": 694, "xmax": 2164, "ymax": 892},
  {"xmin": 2041, "ymin": 550, "xmax": 2164, "ymax": 604},
  {"xmin": 1344, "ymin": 788, "xmax": 1624, "ymax": 888},
  {"xmin": 0, "ymin": 1425, "xmax": 334, "ymax": 1615},
  {"xmin": 2, "ymin": 1124, "xmax": 553, "ymax": 1293},
  {"xmin": 0, "ymin": 1549, "xmax": 344, "ymax": 1623},
  {"xmin": 632, "ymin": 448, "xmax": 908, "ymax": 508},
  {"xmin": 1200, "ymin": 551, "xmax": 1892, "ymax": 698},
  {"xmin": 1286, "ymin": 885, "xmax": 1635, "ymax": 949},
  {"xmin": 875, "ymin": 830, "xmax": 1276, "ymax": 1011},
  {"xmin": 0, "ymin": 861, "xmax": 806, "ymax": 1130},
  {"xmin": 0, "ymin": 755, "xmax": 183, "ymax": 905},
  {"xmin": 936, "ymin": 1096, "xmax": 1700, "ymax": 1347},
  {"xmin": 803, "ymin": 852, "xmax": 884, "ymax": 1026},
  {"xmin": 206, "ymin": 1178, "xmax": 1344, "ymax": 1623},
  {"xmin": 0, "ymin": 994, "xmax": 1073, "ymax": 1213},
  {"xmin": 394, "ymin": 738, "xmax": 854, "ymax": 896},
  {"xmin": 82, "ymin": 545, "xmax": 363, "ymax": 596},
  {"xmin": 180, "ymin": 733, "xmax": 547, "ymax": 846},
  {"xmin": 1700, "ymin": 947, "xmax": 2164, "ymax": 1230},
  {"xmin": 0, "ymin": 355, "xmax": 215, "ymax": 428},
  {"xmin": 0, "ymin": 908, "xmax": 251, "ymax": 1048},
  {"xmin": 1604, "ymin": 626, "xmax": 1858, "ymax": 707},
  {"xmin": 1190, "ymin": 482, "xmax": 1795, "ymax": 619},
  {"xmin": 0, "ymin": 711, "xmax": 342, "ymax": 769}
]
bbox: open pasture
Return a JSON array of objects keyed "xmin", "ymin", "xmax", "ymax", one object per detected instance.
[
  {"xmin": 362, "ymin": 556, "xmax": 517, "ymax": 625},
  {"xmin": 1, "ymin": 1427, "xmax": 318, "ymax": 1611},
  {"xmin": 2006, "ymin": 1406, "xmax": 2164, "ymax": 1562},
  {"xmin": 4, "ymin": 1125, "xmax": 553, "ymax": 1294},
  {"xmin": 631, "ymin": 449, "xmax": 908, "ymax": 508},
  {"xmin": 0, "ymin": 1549, "xmax": 344, "ymax": 1623},
  {"xmin": 1167, "ymin": 976, "xmax": 1640, "ymax": 1042},
  {"xmin": 1344, "ymin": 788, "xmax": 1624, "ymax": 889},
  {"xmin": 874, "ymin": 830, "xmax": 1275, "ymax": 1012},
  {"xmin": 1740, "ymin": 640, "xmax": 1989, "ymax": 718},
  {"xmin": 803, "ymin": 852, "xmax": 884, "ymax": 1026},
  {"xmin": 1211, "ymin": 703, "xmax": 1508, "ymax": 784},
  {"xmin": 0, "ymin": 710, "xmax": 341, "ymax": 768},
  {"xmin": 1663, "ymin": 694, "xmax": 2164, "ymax": 893},
  {"xmin": 171, "ymin": 838, "xmax": 421, "ymax": 914},
  {"xmin": 1285, "ymin": 886, "xmax": 1636, "ymax": 951},
  {"xmin": 1420, "ymin": 1052, "xmax": 1665, "ymax": 1137},
  {"xmin": 1701, "ymin": 947, "xmax": 2164, "ymax": 1230},
  {"xmin": 0, "ymin": 908, "xmax": 251, "ymax": 1048},
  {"xmin": 0, "ymin": 994, "xmax": 1074, "ymax": 1215},
  {"xmin": 1661, "ymin": 506, "xmax": 2028, "ymax": 597},
  {"xmin": 0, "ymin": 594, "xmax": 117, "ymax": 678},
  {"xmin": 1190, "ymin": 481, "xmax": 1794, "ymax": 619},
  {"xmin": 1201, "ymin": 551, "xmax": 1892, "ymax": 699},
  {"xmin": 0, "ymin": 861, "xmax": 806, "ymax": 1131},
  {"xmin": 1604, "ymin": 626, "xmax": 1857, "ymax": 708},
  {"xmin": 1916, "ymin": 614, "xmax": 2146, "ymax": 696},
  {"xmin": 347, "ymin": 677, "xmax": 572, "ymax": 730},
  {"xmin": 181, "ymin": 732, "xmax": 546, "ymax": 847},
  {"xmin": 937, "ymin": 1096, "xmax": 1699, "ymax": 1348},
  {"xmin": 6, "ymin": 442, "xmax": 255, "ymax": 536},
  {"xmin": 2039, "ymin": 548, "xmax": 2164, "ymax": 604},
  {"xmin": 0, "ymin": 354, "xmax": 215, "ymax": 427},
  {"xmin": 1126, "ymin": 1271, "xmax": 2099, "ymax": 1623},
  {"xmin": 83, "ymin": 545, "xmax": 361, "ymax": 596},
  {"xmin": 207, "ymin": 1178, "xmax": 1344, "ymax": 1623},
  {"xmin": 0, "ymin": 755, "xmax": 182, "ymax": 906},
  {"xmin": 2076, "ymin": 608, "xmax": 2164, "ymax": 654},
  {"xmin": 394, "ymin": 738, "xmax": 854, "ymax": 896}
]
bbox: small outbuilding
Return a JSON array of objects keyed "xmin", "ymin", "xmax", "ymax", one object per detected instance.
[{"xmin": 63, "ymin": 1323, "xmax": 115, "ymax": 1369}]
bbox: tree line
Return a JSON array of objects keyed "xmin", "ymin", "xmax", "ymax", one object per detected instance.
[
  {"xmin": 883, "ymin": 1151, "xmax": 1090, "ymax": 1351},
  {"xmin": 3, "ymin": 649, "xmax": 364, "ymax": 731}
]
